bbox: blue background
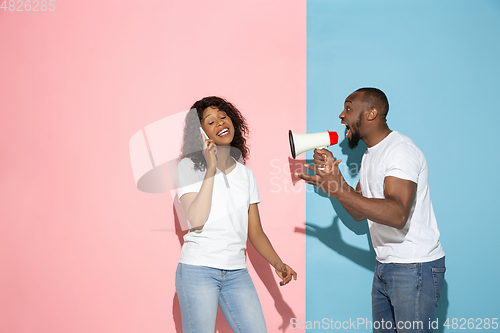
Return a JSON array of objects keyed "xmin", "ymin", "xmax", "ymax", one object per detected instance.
[{"xmin": 306, "ymin": 0, "xmax": 500, "ymax": 331}]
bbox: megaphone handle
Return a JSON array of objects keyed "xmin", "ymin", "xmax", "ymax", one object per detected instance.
[{"xmin": 316, "ymin": 146, "xmax": 326, "ymax": 170}]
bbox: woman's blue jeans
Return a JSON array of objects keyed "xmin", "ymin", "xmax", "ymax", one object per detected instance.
[
  {"xmin": 372, "ymin": 256, "xmax": 446, "ymax": 333},
  {"xmin": 175, "ymin": 263, "xmax": 267, "ymax": 333}
]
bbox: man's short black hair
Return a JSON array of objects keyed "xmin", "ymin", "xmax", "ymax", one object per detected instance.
[{"xmin": 355, "ymin": 87, "xmax": 389, "ymax": 120}]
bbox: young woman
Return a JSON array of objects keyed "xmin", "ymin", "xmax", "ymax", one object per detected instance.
[{"xmin": 175, "ymin": 96, "xmax": 297, "ymax": 333}]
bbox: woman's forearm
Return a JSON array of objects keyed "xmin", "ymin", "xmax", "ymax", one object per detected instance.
[
  {"xmin": 248, "ymin": 228, "xmax": 282, "ymax": 268},
  {"xmin": 184, "ymin": 169, "xmax": 215, "ymax": 228}
]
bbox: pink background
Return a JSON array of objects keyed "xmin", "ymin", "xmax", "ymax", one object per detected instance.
[{"xmin": 0, "ymin": 1, "xmax": 306, "ymax": 332}]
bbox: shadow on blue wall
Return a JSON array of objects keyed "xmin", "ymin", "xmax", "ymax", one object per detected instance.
[{"xmin": 295, "ymin": 138, "xmax": 375, "ymax": 270}]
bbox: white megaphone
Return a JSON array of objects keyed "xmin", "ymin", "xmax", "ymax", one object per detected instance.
[{"xmin": 289, "ymin": 130, "xmax": 339, "ymax": 159}]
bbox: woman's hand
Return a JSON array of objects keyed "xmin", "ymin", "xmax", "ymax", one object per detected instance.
[
  {"xmin": 274, "ymin": 262, "xmax": 297, "ymax": 286},
  {"xmin": 201, "ymin": 133, "xmax": 217, "ymax": 174}
]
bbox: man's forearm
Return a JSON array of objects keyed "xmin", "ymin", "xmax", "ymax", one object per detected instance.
[
  {"xmin": 342, "ymin": 200, "xmax": 367, "ymax": 221},
  {"xmin": 336, "ymin": 188, "xmax": 408, "ymax": 229},
  {"xmin": 333, "ymin": 185, "xmax": 366, "ymax": 221}
]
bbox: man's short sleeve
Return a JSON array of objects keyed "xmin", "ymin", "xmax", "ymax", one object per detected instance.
[
  {"xmin": 384, "ymin": 143, "xmax": 421, "ymax": 183},
  {"xmin": 176, "ymin": 158, "xmax": 204, "ymax": 199}
]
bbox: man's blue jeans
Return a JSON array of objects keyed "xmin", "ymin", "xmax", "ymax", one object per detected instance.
[
  {"xmin": 372, "ymin": 257, "xmax": 446, "ymax": 333},
  {"xmin": 175, "ymin": 263, "xmax": 267, "ymax": 333}
]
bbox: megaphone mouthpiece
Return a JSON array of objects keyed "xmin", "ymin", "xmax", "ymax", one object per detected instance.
[{"xmin": 289, "ymin": 130, "xmax": 339, "ymax": 159}]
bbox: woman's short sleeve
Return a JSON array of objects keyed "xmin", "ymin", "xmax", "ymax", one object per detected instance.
[{"xmin": 176, "ymin": 158, "xmax": 204, "ymax": 199}]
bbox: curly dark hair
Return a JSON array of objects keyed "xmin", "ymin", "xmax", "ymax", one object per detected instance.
[{"xmin": 179, "ymin": 96, "xmax": 250, "ymax": 171}]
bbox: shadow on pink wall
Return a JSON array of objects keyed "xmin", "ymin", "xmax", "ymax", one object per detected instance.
[{"xmin": 171, "ymin": 202, "xmax": 295, "ymax": 332}]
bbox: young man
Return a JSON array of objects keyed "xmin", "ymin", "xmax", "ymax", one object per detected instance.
[{"xmin": 296, "ymin": 88, "xmax": 445, "ymax": 333}]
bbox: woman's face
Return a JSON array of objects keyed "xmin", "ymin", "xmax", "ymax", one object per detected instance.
[{"xmin": 200, "ymin": 106, "xmax": 235, "ymax": 146}]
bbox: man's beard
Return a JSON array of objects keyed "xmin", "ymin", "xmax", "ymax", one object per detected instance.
[{"xmin": 348, "ymin": 114, "xmax": 362, "ymax": 149}]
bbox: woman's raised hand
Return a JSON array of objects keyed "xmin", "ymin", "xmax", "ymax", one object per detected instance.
[{"xmin": 201, "ymin": 132, "xmax": 218, "ymax": 174}]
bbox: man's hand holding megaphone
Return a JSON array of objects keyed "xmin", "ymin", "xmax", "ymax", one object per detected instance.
[{"xmin": 295, "ymin": 149, "xmax": 350, "ymax": 199}]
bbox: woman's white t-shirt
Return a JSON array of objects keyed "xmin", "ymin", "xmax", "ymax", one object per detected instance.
[{"xmin": 176, "ymin": 158, "xmax": 260, "ymax": 270}]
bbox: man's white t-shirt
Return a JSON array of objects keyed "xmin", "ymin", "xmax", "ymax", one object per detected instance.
[
  {"xmin": 359, "ymin": 131, "xmax": 445, "ymax": 263},
  {"xmin": 176, "ymin": 157, "xmax": 260, "ymax": 270}
]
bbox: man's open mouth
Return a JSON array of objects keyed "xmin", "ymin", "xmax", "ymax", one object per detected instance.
[{"xmin": 342, "ymin": 122, "xmax": 351, "ymax": 138}]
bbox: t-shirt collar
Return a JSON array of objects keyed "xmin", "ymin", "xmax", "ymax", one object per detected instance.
[{"xmin": 367, "ymin": 131, "xmax": 398, "ymax": 154}]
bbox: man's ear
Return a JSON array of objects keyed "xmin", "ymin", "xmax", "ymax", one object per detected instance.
[{"xmin": 367, "ymin": 107, "xmax": 378, "ymax": 121}]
